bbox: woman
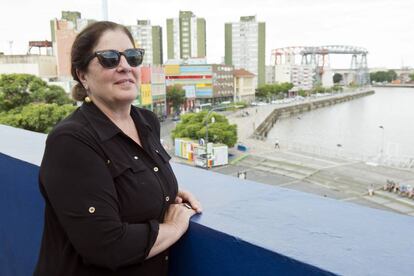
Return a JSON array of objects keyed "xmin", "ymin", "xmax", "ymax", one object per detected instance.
[{"xmin": 34, "ymin": 21, "xmax": 202, "ymax": 276}]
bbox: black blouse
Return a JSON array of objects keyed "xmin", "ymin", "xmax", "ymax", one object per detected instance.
[{"xmin": 34, "ymin": 103, "xmax": 178, "ymax": 276}]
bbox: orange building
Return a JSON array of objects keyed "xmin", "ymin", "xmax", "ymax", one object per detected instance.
[
  {"xmin": 51, "ymin": 19, "xmax": 77, "ymax": 79},
  {"xmin": 50, "ymin": 12, "xmax": 94, "ymax": 80}
]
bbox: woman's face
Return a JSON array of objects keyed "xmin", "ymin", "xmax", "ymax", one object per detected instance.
[{"xmin": 80, "ymin": 29, "xmax": 139, "ymax": 107}]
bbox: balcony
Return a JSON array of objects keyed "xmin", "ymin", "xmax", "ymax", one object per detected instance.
[{"xmin": 1, "ymin": 124, "xmax": 413, "ymax": 276}]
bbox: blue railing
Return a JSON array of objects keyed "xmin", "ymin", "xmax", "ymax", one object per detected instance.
[{"xmin": 1, "ymin": 124, "xmax": 413, "ymax": 276}]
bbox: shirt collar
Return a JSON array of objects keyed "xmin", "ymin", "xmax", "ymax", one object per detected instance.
[
  {"xmin": 80, "ymin": 103, "xmax": 152, "ymax": 142},
  {"xmin": 131, "ymin": 106, "xmax": 153, "ymax": 133}
]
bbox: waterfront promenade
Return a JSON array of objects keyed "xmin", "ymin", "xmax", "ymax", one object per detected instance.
[
  {"xmin": 228, "ymin": 89, "xmax": 374, "ymax": 143},
  {"xmin": 218, "ymin": 90, "xmax": 414, "ymax": 216}
]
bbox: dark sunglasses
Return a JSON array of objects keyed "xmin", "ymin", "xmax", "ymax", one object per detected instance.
[{"xmin": 87, "ymin": 48, "xmax": 145, "ymax": 69}]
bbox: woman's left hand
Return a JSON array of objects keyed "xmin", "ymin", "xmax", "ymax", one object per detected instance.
[{"xmin": 175, "ymin": 189, "xmax": 203, "ymax": 213}]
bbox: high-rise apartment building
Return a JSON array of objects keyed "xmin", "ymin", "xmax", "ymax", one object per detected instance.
[
  {"xmin": 50, "ymin": 11, "xmax": 95, "ymax": 79},
  {"xmin": 166, "ymin": 11, "xmax": 206, "ymax": 60},
  {"xmin": 225, "ymin": 16, "xmax": 265, "ymax": 88},
  {"xmin": 128, "ymin": 20, "xmax": 163, "ymax": 65},
  {"xmin": 275, "ymin": 64, "xmax": 315, "ymax": 90}
]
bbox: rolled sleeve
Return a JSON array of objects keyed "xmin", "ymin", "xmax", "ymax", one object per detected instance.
[{"xmin": 40, "ymin": 133, "xmax": 159, "ymax": 271}]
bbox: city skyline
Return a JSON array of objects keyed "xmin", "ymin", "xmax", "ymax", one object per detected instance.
[{"xmin": 0, "ymin": 0, "xmax": 412, "ymax": 69}]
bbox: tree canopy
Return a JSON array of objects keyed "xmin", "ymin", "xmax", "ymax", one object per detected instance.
[
  {"xmin": 0, "ymin": 103, "xmax": 76, "ymax": 133},
  {"xmin": 166, "ymin": 84, "xmax": 185, "ymax": 113},
  {"xmin": 171, "ymin": 111, "xmax": 237, "ymax": 147},
  {"xmin": 370, "ymin": 70, "xmax": 398, "ymax": 83},
  {"xmin": 256, "ymin": 82, "xmax": 294, "ymax": 100},
  {"xmin": 0, "ymin": 73, "xmax": 75, "ymax": 133},
  {"xmin": 0, "ymin": 74, "xmax": 73, "ymax": 111}
]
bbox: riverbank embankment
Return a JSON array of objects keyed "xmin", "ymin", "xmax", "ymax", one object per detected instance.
[{"xmin": 253, "ymin": 90, "xmax": 375, "ymax": 140}]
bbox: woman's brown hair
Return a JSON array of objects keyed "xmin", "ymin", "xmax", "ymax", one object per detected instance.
[{"xmin": 70, "ymin": 21, "xmax": 135, "ymax": 101}]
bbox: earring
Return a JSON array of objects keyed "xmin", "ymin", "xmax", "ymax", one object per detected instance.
[
  {"xmin": 84, "ymin": 84, "xmax": 89, "ymax": 90},
  {"xmin": 84, "ymin": 96, "xmax": 92, "ymax": 103}
]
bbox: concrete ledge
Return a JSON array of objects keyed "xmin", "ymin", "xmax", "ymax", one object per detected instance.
[{"xmin": 1, "ymin": 124, "xmax": 413, "ymax": 275}]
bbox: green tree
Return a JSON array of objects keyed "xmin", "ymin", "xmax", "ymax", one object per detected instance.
[
  {"xmin": 256, "ymin": 83, "xmax": 294, "ymax": 100},
  {"xmin": 0, "ymin": 74, "xmax": 73, "ymax": 111},
  {"xmin": 279, "ymin": 82, "xmax": 294, "ymax": 93},
  {"xmin": 0, "ymin": 103, "xmax": 76, "ymax": 133},
  {"xmin": 171, "ymin": 111, "xmax": 237, "ymax": 147},
  {"xmin": 333, "ymin": 73, "xmax": 343, "ymax": 84},
  {"xmin": 370, "ymin": 70, "xmax": 398, "ymax": 83},
  {"xmin": 255, "ymin": 85, "xmax": 271, "ymax": 100},
  {"xmin": 387, "ymin": 70, "xmax": 397, "ymax": 82},
  {"xmin": 166, "ymin": 85, "xmax": 185, "ymax": 114},
  {"xmin": 312, "ymin": 85, "xmax": 326, "ymax": 94},
  {"xmin": 297, "ymin": 89, "xmax": 307, "ymax": 97},
  {"xmin": 30, "ymin": 85, "xmax": 73, "ymax": 105},
  {"xmin": 410, "ymin": 73, "xmax": 414, "ymax": 81},
  {"xmin": 332, "ymin": 85, "xmax": 343, "ymax": 92}
]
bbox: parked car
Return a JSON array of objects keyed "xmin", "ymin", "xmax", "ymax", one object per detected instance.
[{"xmin": 172, "ymin": 115, "xmax": 180, "ymax": 121}]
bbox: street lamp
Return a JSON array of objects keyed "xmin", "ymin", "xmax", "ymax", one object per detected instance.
[{"xmin": 379, "ymin": 125, "xmax": 385, "ymax": 160}]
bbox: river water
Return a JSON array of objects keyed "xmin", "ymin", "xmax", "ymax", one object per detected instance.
[{"xmin": 267, "ymin": 87, "xmax": 414, "ymax": 163}]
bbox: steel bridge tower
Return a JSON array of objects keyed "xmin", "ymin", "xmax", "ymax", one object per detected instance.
[{"xmin": 271, "ymin": 45, "xmax": 369, "ymax": 86}]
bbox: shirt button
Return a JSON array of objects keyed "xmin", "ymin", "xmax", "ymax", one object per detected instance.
[
  {"xmin": 165, "ymin": 255, "xmax": 169, "ymax": 261},
  {"xmin": 165, "ymin": 196, "xmax": 170, "ymax": 202},
  {"xmin": 134, "ymin": 156, "xmax": 139, "ymax": 160},
  {"xmin": 155, "ymin": 149, "xmax": 159, "ymax": 153},
  {"xmin": 153, "ymin": 167, "xmax": 159, "ymax": 172},
  {"xmin": 88, "ymin": 207, "xmax": 96, "ymax": 213}
]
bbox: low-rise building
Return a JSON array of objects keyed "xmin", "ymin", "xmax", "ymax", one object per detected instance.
[
  {"xmin": 165, "ymin": 61, "xmax": 234, "ymax": 113},
  {"xmin": 0, "ymin": 54, "xmax": 57, "ymax": 79},
  {"xmin": 135, "ymin": 65, "xmax": 167, "ymax": 118},
  {"xmin": 150, "ymin": 65, "xmax": 167, "ymax": 117},
  {"xmin": 233, "ymin": 69, "xmax": 256, "ymax": 103}
]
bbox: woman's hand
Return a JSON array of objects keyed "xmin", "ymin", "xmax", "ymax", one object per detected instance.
[
  {"xmin": 148, "ymin": 204, "xmax": 196, "ymax": 258},
  {"xmin": 163, "ymin": 203, "xmax": 196, "ymax": 236},
  {"xmin": 174, "ymin": 189, "xmax": 203, "ymax": 213}
]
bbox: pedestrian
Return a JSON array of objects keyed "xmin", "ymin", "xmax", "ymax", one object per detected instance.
[
  {"xmin": 34, "ymin": 21, "xmax": 202, "ymax": 276},
  {"xmin": 275, "ymin": 139, "xmax": 280, "ymax": 149},
  {"xmin": 368, "ymin": 184, "xmax": 374, "ymax": 196}
]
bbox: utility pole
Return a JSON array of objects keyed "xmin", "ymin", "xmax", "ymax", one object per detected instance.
[
  {"xmin": 8, "ymin": 41, "xmax": 13, "ymax": 55},
  {"xmin": 379, "ymin": 125, "xmax": 385, "ymax": 161}
]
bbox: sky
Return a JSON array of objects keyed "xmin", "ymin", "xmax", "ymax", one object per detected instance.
[{"xmin": 0, "ymin": 0, "xmax": 412, "ymax": 69}]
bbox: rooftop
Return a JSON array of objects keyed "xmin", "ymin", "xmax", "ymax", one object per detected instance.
[
  {"xmin": 234, "ymin": 68, "xmax": 255, "ymax": 78},
  {"xmin": 1, "ymin": 124, "xmax": 413, "ymax": 275}
]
